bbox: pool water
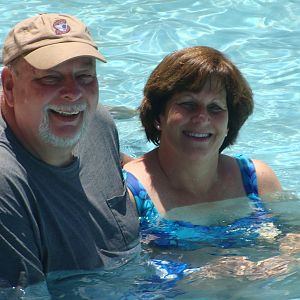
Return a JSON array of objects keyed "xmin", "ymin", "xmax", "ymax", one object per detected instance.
[{"xmin": 0, "ymin": 0, "xmax": 300, "ymax": 299}]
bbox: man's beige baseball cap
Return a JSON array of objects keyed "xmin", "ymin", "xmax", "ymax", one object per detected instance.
[{"xmin": 2, "ymin": 13, "xmax": 106, "ymax": 69}]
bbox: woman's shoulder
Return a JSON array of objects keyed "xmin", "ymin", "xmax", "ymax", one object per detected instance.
[
  {"xmin": 123, "ymin": 156, "xmax": 146, "ymax": 173},
  {"xmin": 221, "ymin": 154, "xmax": 282, "ymax": 195},
  {"xmin": 123, "ymin": 150, "xmax": 156, "ymax": 173},
  {"xmin": 219, "ymin": 154, "xmax": 241, "ymax": 173},
  {"xmin": 251, "ymin": 159, "xmax": 282, "ymax": 195}
]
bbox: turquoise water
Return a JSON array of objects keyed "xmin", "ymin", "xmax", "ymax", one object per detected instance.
[
  {"xmin": 1, "ymin": 0, "xmax": 300, "ymax": 299},
  {"xmin": 0, "ymin": 0, "xmax": 299, "ymax": 191}
]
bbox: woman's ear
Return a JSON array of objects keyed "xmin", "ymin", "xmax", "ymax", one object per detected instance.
[{"xmin": 154, "ymin": 120, "xmax": 161, "ymax": 130}]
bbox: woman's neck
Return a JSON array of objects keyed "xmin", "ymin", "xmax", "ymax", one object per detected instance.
[{"xmin": 156, "ymin": 147, "xmax": 221, "ymax": 196}]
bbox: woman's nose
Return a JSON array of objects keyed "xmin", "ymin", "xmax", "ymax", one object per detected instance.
[{"xmin": 191, "ymin": 107, "xmax": 210, "ymax": 123}]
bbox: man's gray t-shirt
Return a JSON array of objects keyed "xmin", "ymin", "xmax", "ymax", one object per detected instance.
[{"xmin": 0, "ymin": 104, "xmax": 140, "ymax": 287}]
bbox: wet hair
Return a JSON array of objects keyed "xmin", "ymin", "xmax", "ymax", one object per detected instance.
[{"xmin": 139, "ymin": 46, "xmax": 253, "ymax": 152}]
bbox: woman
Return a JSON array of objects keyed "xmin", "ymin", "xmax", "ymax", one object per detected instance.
[{"xmin": 123, "ymin": 46, "xmax": 282, "ymax": 252}]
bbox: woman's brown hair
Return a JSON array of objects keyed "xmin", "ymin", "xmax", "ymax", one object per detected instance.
[{"xmin": 139, "ymin": 46, "xmax": 253, "ymax": 152}]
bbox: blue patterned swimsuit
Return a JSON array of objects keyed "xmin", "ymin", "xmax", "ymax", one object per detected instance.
[
  {"xmin": 123, "ymin": 155, "xmax": 277, "ymax": 284},
  {"xmin": 123, "ymin": 155, "xmax": 273, "ymax": 250}
]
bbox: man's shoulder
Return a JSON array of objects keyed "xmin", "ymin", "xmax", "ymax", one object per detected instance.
[
  {"xmin": 0, "ymin": 151, "xmax": 28, "ymax": 204},
  {"xmin": 93, "ymin": 103, "xmax": 116, "ymax": 124},
  {"xmin": 0, "ymin": 144, "xmax": 23, "ymax": 177},
  {"xmin": 90, "ymin": 104, "xmax": 118, "ymax": 136},
  {"xmin": 0, "ymin": 113, "xmax": 6, "ymax": 131},
  {"xmin": 0, "ymin": 129, "xmax": 25, "ymax": 179},
  {"xmin": 85, "ymin": 104, "xmax": 118, "ymax": 140},
  {"xmin": 76, "ymin": 104, "xmax": 120, "ymax": 156}
]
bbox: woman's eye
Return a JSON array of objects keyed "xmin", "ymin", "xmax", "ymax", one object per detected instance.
[
  {"xmin": 208, "ymin": 104, "xmax": 226, "ymax": 113},
  {"xmin": 178, "ymin": 101, "xmax": 196, "ymax": 110}
]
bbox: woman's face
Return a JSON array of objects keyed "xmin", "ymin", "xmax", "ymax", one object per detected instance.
[{"xmin": 158, "ymin": 79, "xmax": 228, "ymax": 159}]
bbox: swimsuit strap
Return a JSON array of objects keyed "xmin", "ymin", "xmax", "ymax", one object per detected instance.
[
  {"xmin": 235, "ymin": 154, "xmax": 258, "ymax": 196},
  {"xmin": 123, "ymin": 170, "xmax": 155, "ymax": 218},
  {"xmin": 235, "ymin": 154, "xmax": 266, "ymax": 211}
]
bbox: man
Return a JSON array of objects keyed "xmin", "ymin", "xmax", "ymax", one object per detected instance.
[{"xmin": 0, "ymin": 13, "xmax": 140, "ymax": 289}]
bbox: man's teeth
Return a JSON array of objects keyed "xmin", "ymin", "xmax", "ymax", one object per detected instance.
[{"xmin": 52, "ymin": 110, "xmax": 80, "ymax": 116}]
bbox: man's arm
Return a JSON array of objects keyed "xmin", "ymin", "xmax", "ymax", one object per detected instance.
[{"xmin": 0, "ymin": 168, "xmax": 45, "ymax": 287}]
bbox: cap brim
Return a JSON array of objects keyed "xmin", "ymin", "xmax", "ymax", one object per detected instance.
[{"xmin": 24, "ymin": 42, "xmax": 107, "ymax": 69}]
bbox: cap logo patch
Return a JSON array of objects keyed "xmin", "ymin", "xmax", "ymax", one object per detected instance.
[{"xmin": 53, "ymin": 19, "xmax": 70, "ymax": 35}]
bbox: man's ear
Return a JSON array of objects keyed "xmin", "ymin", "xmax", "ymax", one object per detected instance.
[{"xmin": 1, "ymin": 67, "xmax": 15, "ymax": 108}]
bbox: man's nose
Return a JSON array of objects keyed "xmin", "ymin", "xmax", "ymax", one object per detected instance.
[{"xmin": 61, "ymin": 78, "xmax": 82, "ymax": 101}]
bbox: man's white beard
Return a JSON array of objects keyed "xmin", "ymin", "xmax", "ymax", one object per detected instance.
[{"xmin": 39, "ymin": 103, "xmax": 89, "ymax": 148}]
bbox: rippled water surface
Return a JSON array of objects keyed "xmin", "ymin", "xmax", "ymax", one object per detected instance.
[
  {"xmin": 0, "ymin": 0, "xmax": 299, "ymax": 299},
  {"xmin": 0, "ymin": 0, "xmax": 299, "ymax": 190}
]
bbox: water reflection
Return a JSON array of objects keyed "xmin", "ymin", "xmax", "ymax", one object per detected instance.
[{"xmin": 2, "ymin": 192, "xmax": 298, "ymax": 299}]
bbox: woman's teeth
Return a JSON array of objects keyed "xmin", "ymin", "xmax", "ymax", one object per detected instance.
[{"xmin": 186, "ymin": 132, "xmax": 210, "ymax": 138}]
